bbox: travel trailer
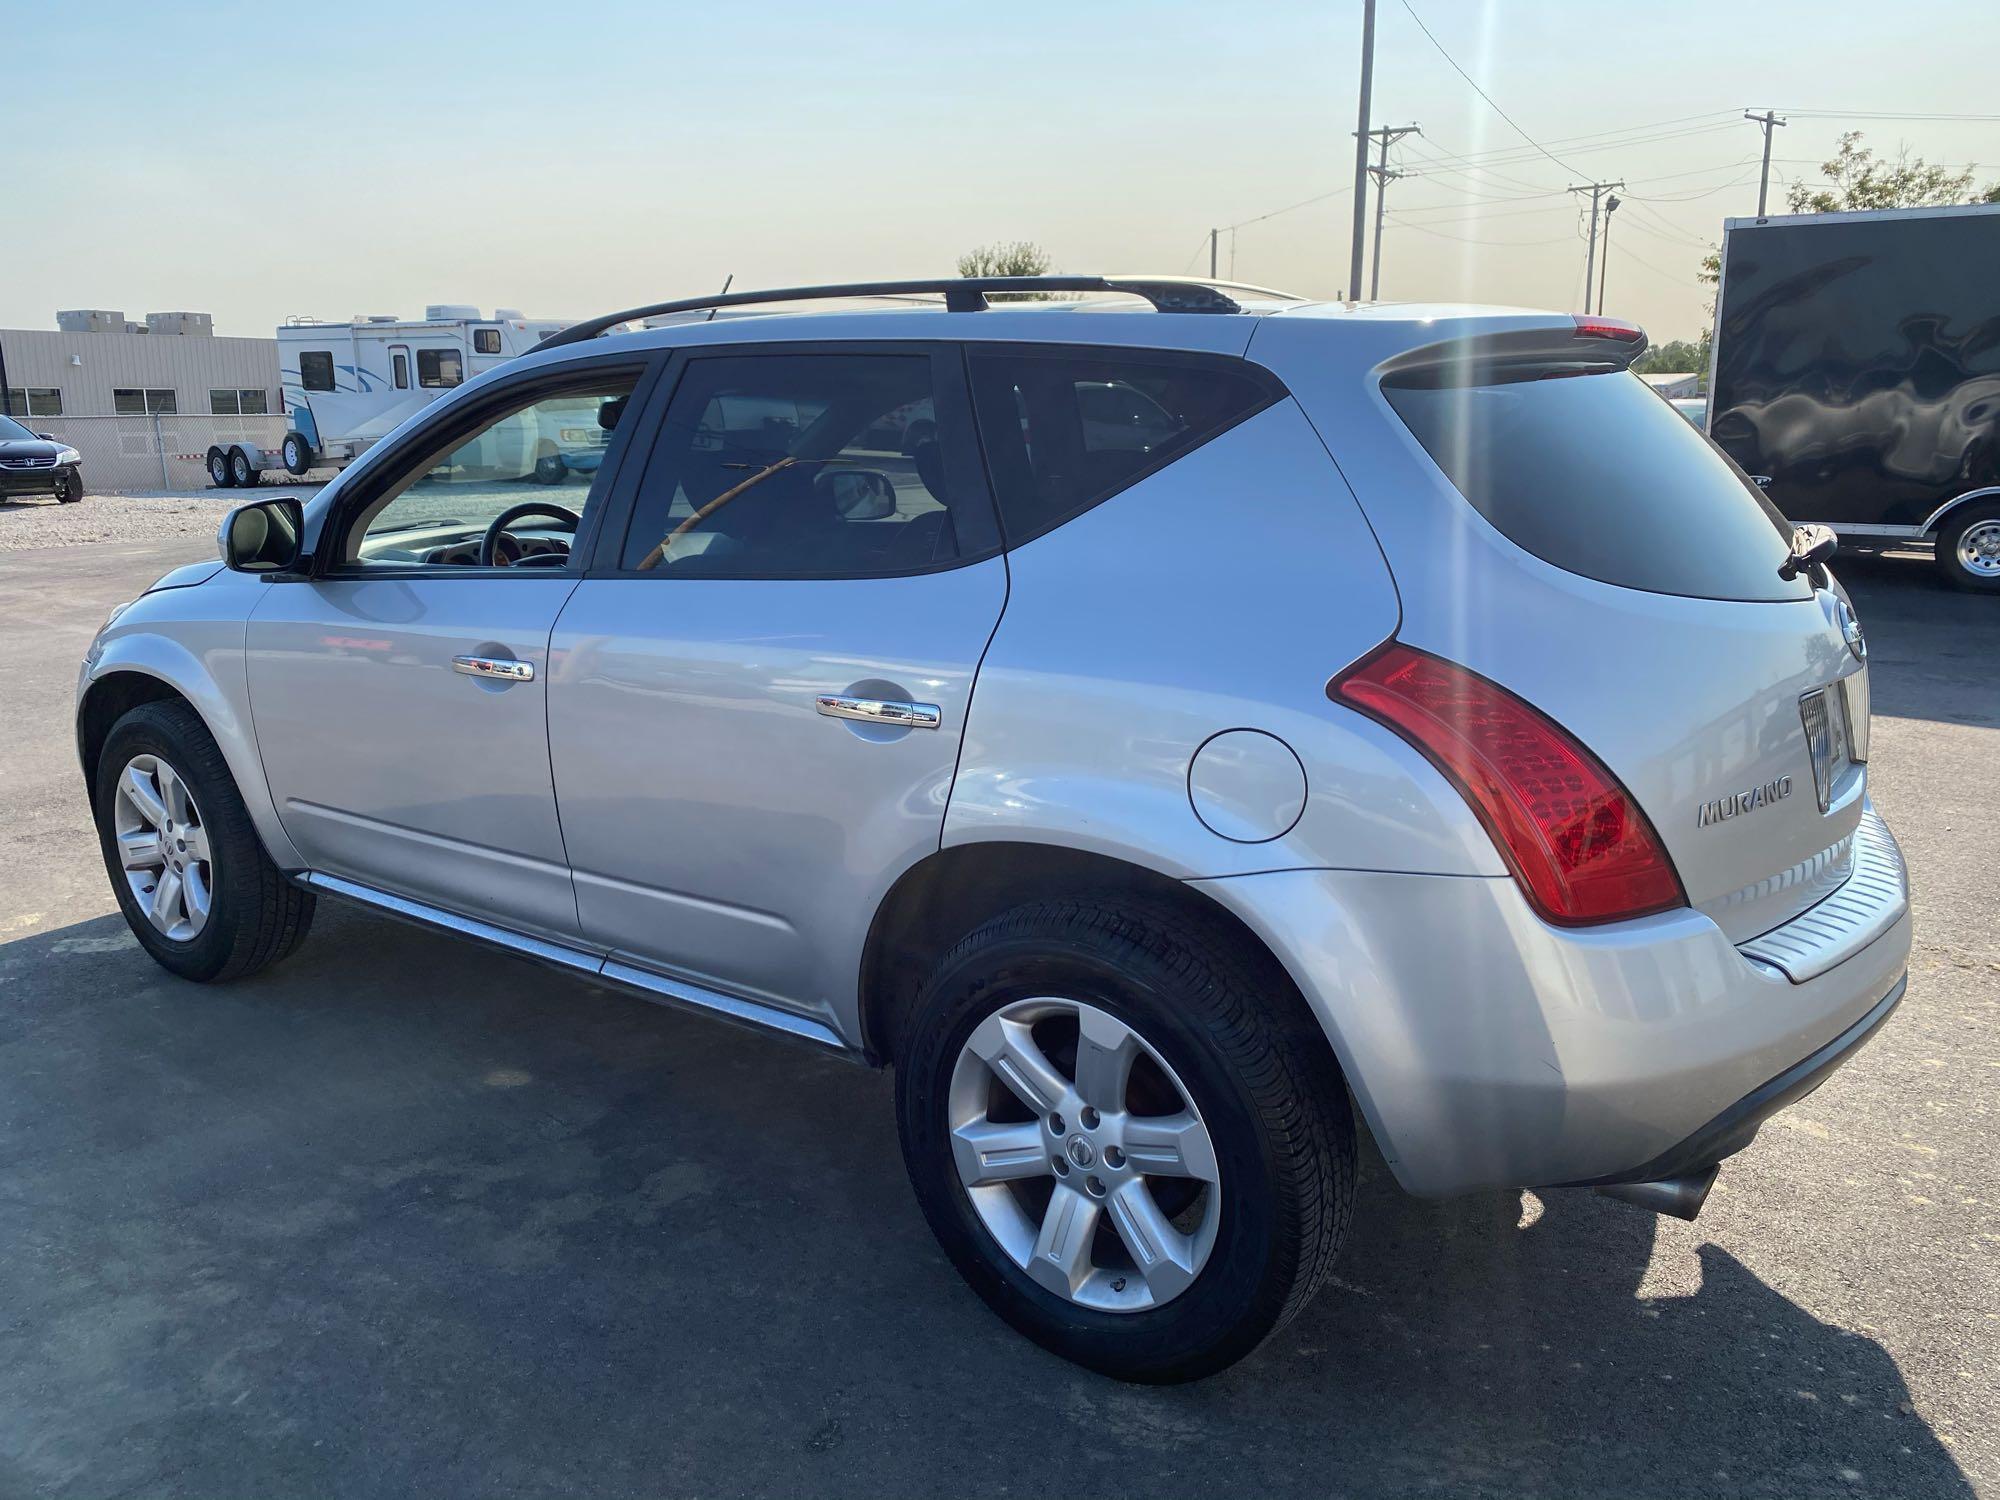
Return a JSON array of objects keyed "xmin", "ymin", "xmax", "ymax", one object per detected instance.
[{"xmin": 205, "ymin": 307, "xmax": 566, "ymax": 487}]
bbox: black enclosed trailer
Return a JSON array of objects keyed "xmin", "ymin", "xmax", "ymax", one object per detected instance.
[{"xmin": 1707, "ymin": 203, "xmax": 2000, "ymax": 591}]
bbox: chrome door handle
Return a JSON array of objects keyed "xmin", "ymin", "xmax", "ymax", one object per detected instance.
[
  {"xmin": 815, "ymin": 694, "xmax": 940, "ymax": 730},
  {"xmin": 453, "ymin": 654, "xmax": 535, "ymax": 683}
]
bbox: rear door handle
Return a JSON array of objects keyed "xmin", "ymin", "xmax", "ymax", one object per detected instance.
[
  {"xmin": 815, "ymin": 694, "xmax": 940, "ymax": 730},
  {"xmin": 453, "ymin": 654, "xmax": 535, "ymax": 683}
]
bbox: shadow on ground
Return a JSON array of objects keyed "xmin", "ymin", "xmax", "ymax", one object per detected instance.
[{"xmin": 0, "ymin": 904, "xmax": 1970, "ymax": 1499}]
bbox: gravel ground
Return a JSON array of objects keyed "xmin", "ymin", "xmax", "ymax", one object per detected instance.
[{"xmin": 0, "ymin": 486, "xmax": 323, "ymax": 553}]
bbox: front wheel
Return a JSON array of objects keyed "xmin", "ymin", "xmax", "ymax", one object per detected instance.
[
  {"xmin": 208, "ymin": 448, "xmax": 234, "ymax": 488},
  {"xmin": 1937, "ymin": 502, "xmax": 2000, "ymax": 593},
  {"xmin": 54, "ymin": 468, "xmax": 84, "ymax": 503},
  {"xmin": 282, "ymin": 432, "xmax": 312, "ymax": 476},
  {"xmin": 895, "ymin": 897, "xmax": 1355, "ymax": 1382},
  {"xmin": 94, "ymin": 700, "xmax": 315, "ymax": 982}
]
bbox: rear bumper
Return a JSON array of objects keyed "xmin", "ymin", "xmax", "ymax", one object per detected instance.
[
  {"xmin": 1563, "ymin": 971, "xmax": 1904, "ymax": 1187},
  {"xmin": 1195, "ymin": 804, "xmax": 1912, "ymax": 1196}
]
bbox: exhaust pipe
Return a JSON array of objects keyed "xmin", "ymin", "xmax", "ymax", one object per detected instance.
[{"xmin": 1593, "ymin": 1163, "xmax": 1719, "ymax": 1222}]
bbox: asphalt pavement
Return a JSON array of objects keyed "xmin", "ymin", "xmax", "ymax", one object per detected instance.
[{"xmin": 1, "ymin": 530, "xmax": 1995, "ymax": 1499}]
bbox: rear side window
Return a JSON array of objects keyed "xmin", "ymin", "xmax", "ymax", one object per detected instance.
[
  {"xmin": 969, "ymin": 350, "xmax": 1279, "ymax": 544},
  {"xmin": 299, "ymin": 352, "xmax": 335, "ymax": 392},
  {"xmin": 1384, "ymin": 368, "xmax": 1806, "ymax": 602}
]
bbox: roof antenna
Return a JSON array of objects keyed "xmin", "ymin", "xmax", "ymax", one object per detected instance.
[{"xmin": 705, "ymin": 274, "xmax": 734, "ymax": 322}]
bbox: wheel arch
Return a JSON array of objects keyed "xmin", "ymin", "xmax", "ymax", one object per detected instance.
[
  {"xmin": 77, "ymin": 668, "xmax": 188, "ymax": 782},
  {"xmin": 857, "ymin": 840, "xmax": 1343, "ymax": 1081},
  {"xmin": 80, "ymin": 645, "xmax": 304, "ymax": 871},
  {"xmin": 1921, "ymin": 485, "xmax": 2000, "ymax": 535}
]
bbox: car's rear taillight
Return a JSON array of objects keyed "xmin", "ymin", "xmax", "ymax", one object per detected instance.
[
  {"xmin": 1331, "ymin": 644, "xmax": 1684, "ymax": 926},
  {"xmin": 1571, "ymin": 314, "xmax": 1645, "ymax": 344}
]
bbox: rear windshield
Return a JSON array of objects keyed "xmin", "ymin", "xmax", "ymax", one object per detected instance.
[{"xmin": 1384, "ymin": 368, "xmax": 1807, "ymax": 602}]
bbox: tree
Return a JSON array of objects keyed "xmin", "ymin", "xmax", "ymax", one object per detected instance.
[
  {"xmin": 1786, "ymin": 131, "xmax": 2000, "ymax": 213},
  {"xmin": 1632, "ymin": 339, "xmax": 1705, "ymax": 376},
  {"xmin": 956, "ymin": 241, "xmax": 1065, "ymax": 300}
]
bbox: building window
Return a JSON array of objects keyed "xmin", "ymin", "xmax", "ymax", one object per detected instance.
[
  {"xmin": 210, "ymin": 388, "xmax": 271, "ymax": 415},
  {"xmin": 113, "ymin": 388, "xmax": 177, "ymax": 415},
  {"xmin": 299, "ymin": 351, "xmax": 336, "ymax": 392},
  {"xmin": 472, "ymin": 327, "xmax": 503, "ymax": 355},
  {"xmin": 4, "ymin": 387, "xmax": 63, "ymax": 417},
  {"xmin": 417, "ymin": 349, "xmax": 463, "ymax": 389}
]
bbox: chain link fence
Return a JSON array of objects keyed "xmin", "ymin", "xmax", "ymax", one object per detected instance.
[{"xmin": 27, "ymin": 414, "xmax": 300, "ymax": 492}]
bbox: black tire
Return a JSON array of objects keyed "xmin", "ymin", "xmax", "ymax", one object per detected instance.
[
  {"xmin": 54, "ymin": 467, "xmax": 85, "ymax": 503},
  {"xmin": 208, "ymin": 448, "xmax": 234, "ymax": 489},
  {"xmin": 1935, "ymin": 501, "xmax": 2000, "ymax": 593},
  {"xmin": 93, "ymin": 699, "xmax": 314, "ymax": 983},
  {"xmin": 895, "ymin": 896, "xmax": 1355, "ymax": 1383},
  {"xmin": 534, "ymin": 453, "xmax": 567, "ymax": 485},
  {"xmin": 229, "ymin": 448, "xmax": 255, "ymax": 488},
  {"xmin": 282, "ymin": 432, "xmax": 313, "ymax": 476}
]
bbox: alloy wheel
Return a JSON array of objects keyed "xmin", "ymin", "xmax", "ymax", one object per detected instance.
[
  {"xmin": 947, "ymin": 997, "xmax": 1221, "ymax": 1313},
  {"xmin": 112, "ymin": 753, "xmax": 213, "ymax": 940}
]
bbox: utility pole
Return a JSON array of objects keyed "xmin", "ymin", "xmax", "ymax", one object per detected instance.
[
  {"xmin": 1745, "ymin": 109, "xmax": 1787, "ymax": 217},
  {"xmin": 1568, "ymin": 180, "xmax": 1623, "ymax": 314},
  {"xmin": 1347, "ymin": 0, "xmax": 1376, "ymax": 302},
  {"xmin": 1209, "ymin": 228, "xmax": 1219, "ymax": 279},
  {"xmin": 1596, "ymin": 193, "xmax": 1619, "ymax": 314},
  {"xmin": 1361, "ymin": 124, "xmax": 1421, "ymax": 300}
]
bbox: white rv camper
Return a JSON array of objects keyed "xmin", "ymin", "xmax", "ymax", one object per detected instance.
[{"xmin": 205, "ymin": 306, "xmax": 567, "ymax": 487}]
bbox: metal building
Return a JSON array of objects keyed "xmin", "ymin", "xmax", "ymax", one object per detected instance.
[{"xmin": 0, "ymin": 312, "xmax": 284, "ymax": 491}]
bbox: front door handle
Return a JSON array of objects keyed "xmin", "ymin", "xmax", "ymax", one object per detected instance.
[
  {"xmin": 453, "ymin": 654, "xmax": 535, "ymax": 683},
  {"xmin": 815, "ymin": 694, "xmax": 940, "ymax": 730}
]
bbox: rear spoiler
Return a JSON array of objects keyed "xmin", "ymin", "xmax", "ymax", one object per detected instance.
[{"xmin": 1379, "ymin": 315, "xmax": 1649, "ymax": 387}]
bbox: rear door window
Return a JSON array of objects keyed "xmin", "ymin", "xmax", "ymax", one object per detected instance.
[
  {"xmin": 619, "ymin": 351, "xmax": 998, "ymax": 576},
  {"xmin": 1384, "ymin": 367, "xmax": 1807, "ymax": 602},
  {"xmin": 968, "ymin": 350, "xmax": 1279, "ymax": 544}
]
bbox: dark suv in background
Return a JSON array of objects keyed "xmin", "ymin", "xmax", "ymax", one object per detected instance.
[{"xmin": 0, "ymin": 413, "xmax": 84, "ymax": 503}]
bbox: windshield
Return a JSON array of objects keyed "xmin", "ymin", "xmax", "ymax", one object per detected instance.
[
  {"xmin": 0, "ymin": 414, "xmax": 37, "ymax": 442},
  {"xmin": 1385, "ymin": 367, "xmax": 1807, "ymax": 603}
]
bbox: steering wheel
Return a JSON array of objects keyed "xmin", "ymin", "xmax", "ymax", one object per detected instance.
[{"xmin": 479, "ymin": 502, "xmax": 581, "ymax": 567}]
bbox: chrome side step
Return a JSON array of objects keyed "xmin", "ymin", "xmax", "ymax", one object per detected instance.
[{"xmin": 298, "ymin": 871, "xmax": 852, "ymax": 1055}]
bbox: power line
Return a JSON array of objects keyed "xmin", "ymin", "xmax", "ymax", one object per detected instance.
[
  {"xmin": 1398, "ymin": 0, "xmax": 1588, "ymax": 176},
  {"xmin": 1774, "ymin": 109, "xmax": 2000, "ymax": 122},
  {"xmin": 1383, "ymin": 216, "xmax": 1579, "ymax": 247}
]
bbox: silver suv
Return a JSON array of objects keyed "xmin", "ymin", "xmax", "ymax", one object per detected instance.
[{"xmin": 78, "ymin": 277, "xmax": 1911, "ymax": 1382}]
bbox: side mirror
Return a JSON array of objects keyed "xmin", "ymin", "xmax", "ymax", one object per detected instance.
[
  {"xmin": 220, "ymin": 497, "xmax": 305, "ymax": 573},
  {"xmin": 36, "ymin": 432, "xmax": 57, "ymax": 441},
  {"xmin": 817, "ymin": 467, "xmax": 896, "ymax": 521}
]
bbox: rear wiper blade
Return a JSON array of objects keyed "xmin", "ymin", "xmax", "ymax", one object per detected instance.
[{"xmin": 1778, "ymin": 523, "xmax": 1837, "ymax": 582}]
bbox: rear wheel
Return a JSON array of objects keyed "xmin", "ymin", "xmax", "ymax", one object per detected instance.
[
  {"xmin": 94, "ymin": 700, "xmax": 314, "ymax": 982},
  {"xmin": 229, "ymin": 448, "xmax": 254, "ymax": 488},
  {"xmin": 1937, "ymin": 502, "xmax": 2000, "ymax": 593},
  {"xmin": 208, "ymin": 448, "xmax": 233, "ymax": 488},
  {"xmin": 895, "ymin": 896, "xmax": 1355, "ymax": 1382}
]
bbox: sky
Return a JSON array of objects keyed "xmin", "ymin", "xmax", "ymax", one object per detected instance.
[{"xmin": 6, "ymin": 0, "xmax": 1998, "ymax": 344}]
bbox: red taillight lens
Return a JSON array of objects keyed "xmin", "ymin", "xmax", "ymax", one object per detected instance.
[
  {"xmin": 1571, "ymin": 314, "xmax": 1645, "ymax": 343},
  {"xmin": 1331, "ymin": 644, "xmax": 1684, "ymax": 926}
]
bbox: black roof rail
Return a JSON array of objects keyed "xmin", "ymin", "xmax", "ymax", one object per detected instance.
[{"xmin": 538, "ymin": 276, "xmax": 1305, "ymax": 351}]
